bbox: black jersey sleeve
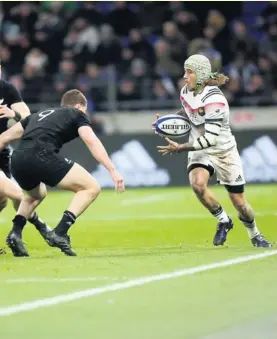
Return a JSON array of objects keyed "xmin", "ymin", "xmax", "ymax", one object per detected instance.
[
  {"xmin": 4, "ymin": 81, "xmax": 23, "ymax": 106},
  {"xmin": 76, "ymin": 112, "xmax": 92, "ymax": 129},
  {"xmin": 20, "ymin": 115, "xmax": 31, "ymax": 129}
]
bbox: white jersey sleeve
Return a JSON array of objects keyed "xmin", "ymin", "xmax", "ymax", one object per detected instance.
[{"xmin": 192, "ymin": 88, "xmax": 236, "ymax": 153}]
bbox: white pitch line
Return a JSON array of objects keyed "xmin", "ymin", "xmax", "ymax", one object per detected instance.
[
  {"xmin": 0, "ymin": 250, "xmax": 276, "ymax": 317},
  {"xmin": 5, "ymin": 277, "xmax": 126, "ymax": 284}
]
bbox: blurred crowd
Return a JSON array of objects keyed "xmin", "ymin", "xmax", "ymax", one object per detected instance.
[{"xmin": 1, "ymin": 1, "xmax": 277, "ymax": 116}]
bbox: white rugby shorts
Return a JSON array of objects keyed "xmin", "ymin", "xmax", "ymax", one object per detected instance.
[{"xmin": 187, "ymin": 146, "xmax": 245, "ymax": 186}]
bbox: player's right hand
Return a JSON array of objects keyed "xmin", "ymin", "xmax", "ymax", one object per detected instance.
[
  {"xmin": 152, "ymin": 114, "xmax": 165, "ymax": 138},
  {"xmin": 110, "ymin": 169, "xmax": 125, "ymax": 193},
  {"xmin": 152, "ymin": 114, "xmax": 160, "ymax": 131},
  {"xmin": 0, "ymin": 105, "xmax": 15, "ymax": 119}
]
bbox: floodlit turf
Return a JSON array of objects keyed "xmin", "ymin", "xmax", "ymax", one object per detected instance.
[{"xmin": 0, "ymin": 185, "xmax": 276, "ymax": 339}]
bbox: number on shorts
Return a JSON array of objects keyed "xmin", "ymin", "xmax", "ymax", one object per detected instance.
[{"xmin": 38, "ymin": 109, "xmax": 55, "ymax": 121}]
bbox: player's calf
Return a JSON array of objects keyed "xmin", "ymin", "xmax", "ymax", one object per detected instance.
[
  {"xmin": 189, "ymin": 167, "xmax": 233, "ymax": 245},
  {"xmin": 228, "ymin": 191, "xmax": 272, "ymax": 247},
  {"xmin": 48, "ymin": 163, "xmax": 101, "ymax": 256},
  {"xmin": 12, "ymin": 197, "xmax": 52, "ymax": 245}
]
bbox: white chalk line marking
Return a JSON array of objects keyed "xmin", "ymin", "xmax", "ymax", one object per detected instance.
[
  {"xmin": 4, "ymin": 277, "xmax": 127, "ymax": 284},
  {"xmin": 0, "ymin": 250, "xmax": 276, "ymax": 317}
]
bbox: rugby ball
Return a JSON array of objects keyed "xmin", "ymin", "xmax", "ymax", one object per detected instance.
[{"xmin": 155, "ymin": 114, "xmax": 191, "ymax": 139}]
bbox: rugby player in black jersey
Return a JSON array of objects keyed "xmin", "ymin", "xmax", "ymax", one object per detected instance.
[
  {"xmin": 0, "ymin": 89, "xmax": 125, "ymax": 256},
  {"xmin": 0, "ymin": 64, "xmax": 51, "ymax": 255}
]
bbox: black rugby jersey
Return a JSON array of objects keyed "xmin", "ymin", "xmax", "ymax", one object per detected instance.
[{"xmin": 19, "ymin": 106, "xmax": 92, "ymax": 152}]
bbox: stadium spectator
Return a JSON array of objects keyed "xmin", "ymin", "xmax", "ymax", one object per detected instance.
[
  {"xmin": 93, "ymin": 24, "xmax": 122, "ymax": 67},
  {"xmin": 257, "ymin": 55, "xmax": 275, "ymax": 94},
  {"xmin": 259, "ymin": 22, "xmax": 277, "ymax": 66},
  {"xmin": 24, "ymin": 48, "xmax": 48, "ymax": 72},
  {"xmin": 107, "ymin": 1, "xmax": 139, "ymax": 37},
  {"xmin": 69, "ymin": 2, "xmax": 103, "ymax": 27},
  {"xmin": 137, "ymin": 2, "xmax": 170, "ymax": 35},
  {"xmin": 173, "ymin": 10, "xmax": 200, "ymax": 40},
  {"xmin": 154, "ymin": 39, "xmax": 183, "ymax": 78},
  {"xmin": 162, "ymin": 21, "xmax": 187, "ymax": 64},
  {"xmin": 152, "ymin": 78, "xmax": 174, "ymax": 104},
  {"xmin": 128, "ymin": 29, "xmax": 156, "ymax": 67},
  {"xmin": 118, "ymin": 77, "xmax": 140, "ymax": 100},
  {"xmin": 230, "ymin": 20, "xmax": 257, "ymax": 57},
  {"xmin": 7, "ymin": 2, "xmax": 38, "ymax": 36},
  {"xmin": 257, "ymin": 1, "xmax": 277, "ymax": 30}
]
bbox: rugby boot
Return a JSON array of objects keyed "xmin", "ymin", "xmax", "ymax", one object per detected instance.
[
  {"xmin": 6, "ymin": 231, "xmax": 29, "ymax": 257},
  {"xmin": 46, "ymin": 231, "xmax": 76, "ymax": 256},
  {"xmin": 251, "ymin": 234, "xmax": 272, "ymax": 248},
  {"xmin": 213, "ymin": 217, "xmax": 234, "ymax": 246}
]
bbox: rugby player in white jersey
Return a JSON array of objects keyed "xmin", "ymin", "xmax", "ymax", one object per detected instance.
[{"xmin": 156, "ymin": 54, "xmax": 271, "ymax": 247}]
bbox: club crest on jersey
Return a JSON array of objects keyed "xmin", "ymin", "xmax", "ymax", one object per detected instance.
[{"xmin": 198, "ymin": 107, "xmax": 205, "ymax": 116}]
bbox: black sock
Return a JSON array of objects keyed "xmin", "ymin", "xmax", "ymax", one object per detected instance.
[
  {"xmin": 28, "ymin": 212, "xmax": 46, "ymax": 231},
  {"xmin": 239, "ymin": 216, "xmax": 255, "ymax": 227},
  {"xmin": 54, "ymin": 210, "xmax": 76, "ymax": 236},
  {"xmin": 12, "ymin": 215, "xmax": 27, "ymax": 237},
  {"xmin": 211, "ymin": 205, "xmax": 223, "ymax": 217}
]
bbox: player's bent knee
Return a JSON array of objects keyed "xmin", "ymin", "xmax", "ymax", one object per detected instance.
[
  {"xmin": 88, "ymin": 179, "xmax": 101, "ymax": 196},
  {"xmin": 87, "ymin": 185, "xmax": 101, "ymax": 201},
  {"xmin": 190, "ymin": 178, "xmax": 207, "ymax": 195},
  {"xmin": 0, "ymin": 196, "xmax": 8, "ymax": 212}
]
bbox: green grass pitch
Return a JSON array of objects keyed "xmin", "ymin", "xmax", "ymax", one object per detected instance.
[{"xmin": 0, "ymin": 185, "xmax": 276, "ymax": 338}]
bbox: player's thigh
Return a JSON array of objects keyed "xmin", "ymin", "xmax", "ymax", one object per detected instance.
[
  {"xmin": 187, "ymin": 150, "xmax": 214, "ymax": 186},
  {"xmin": 11, "ymin": 151, "xmax": 41, "ymax": 191},
  {"xmin": 56, "ymin": 163, "xmax": 101, "ymax": 193},
  {"xmin": 211, "ymin": 147, "xmax": 245, "ymax": 187},
  {"xmin": 0, "ymin": 170, "xmax": 23, "ymax": 201},
  {"xmin": 24, "ymin": 183, "xmax": 47, "ymax": 201}
]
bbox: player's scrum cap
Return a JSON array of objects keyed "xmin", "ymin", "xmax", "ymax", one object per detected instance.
[{"xmin": 184, "ymin": 54, "xmax": 212, "ymax": 85}]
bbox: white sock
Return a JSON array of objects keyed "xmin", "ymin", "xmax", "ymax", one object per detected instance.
[
  {"xmin": 211, "ymin": 206, "xmax": 229, "ymax": 223},
  {"xmin": 239, "ymin": 217, "xmax": 260, "ymax": 239}
]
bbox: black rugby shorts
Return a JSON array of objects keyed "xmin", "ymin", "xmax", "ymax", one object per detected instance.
[{"xmin": 11, "ymin": 148, "xmax": 74, "ymax": 191}]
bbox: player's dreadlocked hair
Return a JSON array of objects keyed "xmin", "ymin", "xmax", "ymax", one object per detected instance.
[
  {"xmin": 203, "ymin": 72, "xmax": 229, "ymax": 87},
  {"xmin": 61, "ymin": 89, "xmax": 87, "ymax": 108}
]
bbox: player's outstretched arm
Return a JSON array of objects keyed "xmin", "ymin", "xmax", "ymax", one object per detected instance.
[
  {"xmin": 0, "ymin": 81, "xmax": 30, "ymax": 121},
  {"xmin": 78, "ymin": 126, "xmax": 125, "ymax": 192},
  {"xmin": 0, "ymin": 122, "xmax": 24, "ymax": 151}
]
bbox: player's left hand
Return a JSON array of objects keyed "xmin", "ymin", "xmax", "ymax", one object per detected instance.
[
  {"xmin": 110, "ymin": 169, "xmax": 125, "ymax": 193},
  {"xmin": 0, "ymin": 105, "xmax": 15, "ymax": 119},
  {"xmin": 157, "ymin": 137, "xmax": 180, "ymax": 155}
]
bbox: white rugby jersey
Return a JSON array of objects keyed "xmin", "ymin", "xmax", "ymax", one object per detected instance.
[{"xmin": 179, "ymin": 85, "xmax": 236, "ymax": 154}]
